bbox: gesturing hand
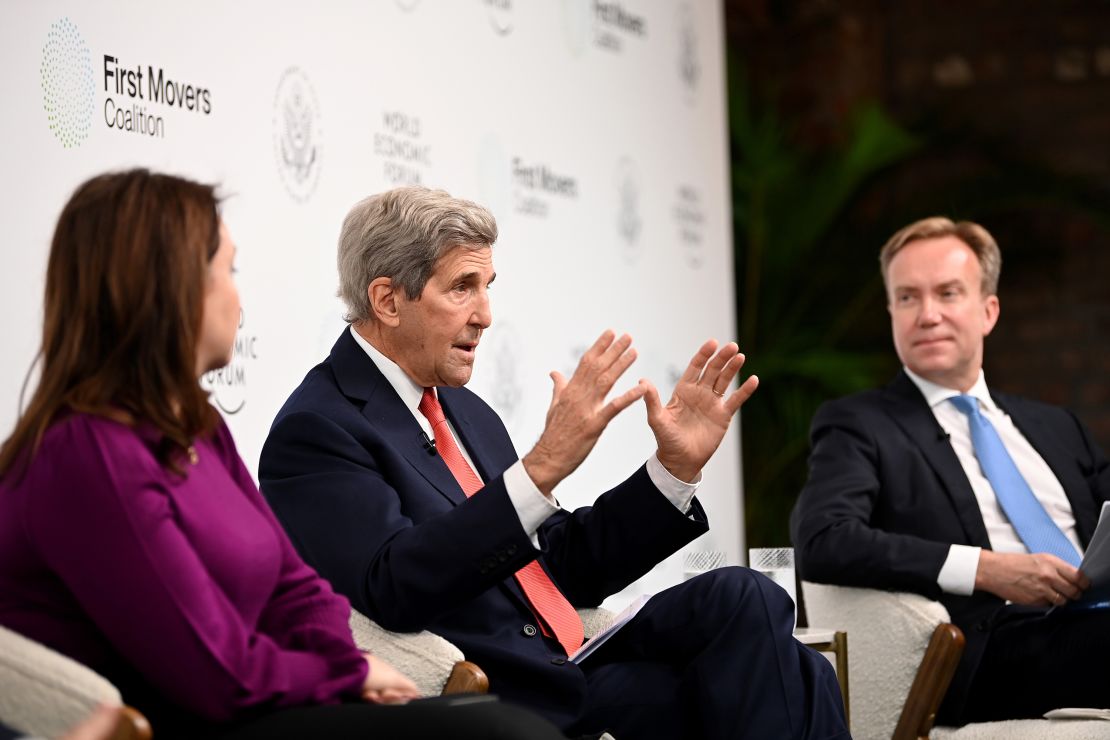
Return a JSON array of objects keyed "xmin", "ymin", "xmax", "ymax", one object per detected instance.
[
  {"xmin": 975, "ymin": 550, "xmax": 1090, "ymax": 606},
  {"xmin": 523, "ymin": 330, "xmax": 648, "ymax": 496},
  {"xmin": 362, "ymin": 654, "xmax": 422, "ymax": 705},
  {"xmin": 645, "ymin": 339, "xmax": 759, "ymax": 483}
]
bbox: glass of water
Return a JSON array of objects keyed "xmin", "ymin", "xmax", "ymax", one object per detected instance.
[{"xmin": 748, "ymin": 547, "xmax": 797, "ymax": 630}]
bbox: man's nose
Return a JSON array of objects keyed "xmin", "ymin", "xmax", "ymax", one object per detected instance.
[
  {"xmin": 472, "ymin": 291, "xmax": 493, "ymax": 328},
  {"xmin": 917, "ymin": 297, "xmax": 941, "ymax": 325}
]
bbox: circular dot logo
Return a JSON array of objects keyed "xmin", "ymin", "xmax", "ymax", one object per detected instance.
[{"xmin": 40, "ymin": 18, "xmax": 94, "ymax": 149}]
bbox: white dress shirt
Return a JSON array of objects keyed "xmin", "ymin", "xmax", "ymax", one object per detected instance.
[
  {"xmin": 350, "ymin": 326, "xmax": 699, "ymax": 545},
  {"xmin": 904, "ymin": 367, "xmax": 1084, "ymax": 595}
]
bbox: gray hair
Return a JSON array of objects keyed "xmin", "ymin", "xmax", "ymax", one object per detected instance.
[
  {"xmin": 879, "ymin": 216, "xmax": 1002, "ymax": 298},
  {"xmin": 337, "ymin": 186, "xmax": 498, "ymax": 323}
]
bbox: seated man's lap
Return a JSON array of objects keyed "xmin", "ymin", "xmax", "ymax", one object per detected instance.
[
  {"xmin": 585, "ymin": 567, "xmax": 795, "ymax": 666},
  {"xmin": 963, "ymin": 607, "xmax": 1110, "ymax": 723},
  {"xmin": 571, "ymin": 568, "xmax": 846, "ymax": 738}
]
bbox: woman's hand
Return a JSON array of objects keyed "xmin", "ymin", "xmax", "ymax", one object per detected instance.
[{"xmin": 361, "ymin": 653, "xmax": 422, "ymax": 705}]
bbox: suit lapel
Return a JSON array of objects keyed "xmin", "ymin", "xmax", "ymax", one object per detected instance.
[
  {"xmin": 329, "ymin": 330, "xmax": 468, "ymax": 507},
  {"xmin": 330, "ymin": 332, "xmax": 538, "ymax": 611},
  {"xmin": 882, "ymin": 372, "xmax": 992, "ymax": 547},
  {"xmin": 437, "ymin": 388, "xmax": 502, "ymax": 483},
  {"xmin": 993, "ymin": 393, "xmax": 1099, "ymax": 546}
]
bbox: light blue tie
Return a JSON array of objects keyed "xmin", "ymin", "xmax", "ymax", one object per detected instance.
[{"xmin": 948, "ymin": 394, "xmax": 1082, "ymax": 566}]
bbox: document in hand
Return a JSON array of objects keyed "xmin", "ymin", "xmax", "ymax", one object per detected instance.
[
  {"xmin": 1043, "ymin": 708, "xmax": 1110, "ymax": 721},
  {"xmin": 569, "ymin": 594, "xmax": 651, "ymax": 664},
  {"xmin": 1076, "ymin": 501, "xmax": 1110, "ymax": 606}
]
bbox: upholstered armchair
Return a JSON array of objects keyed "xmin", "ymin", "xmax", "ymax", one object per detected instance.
[
  {"xmin": 348, "ymin": 607, "xmax": 616, "ymax": 697},
  {"xmin": 801, "ymin": 581, "xmax": 1109, "ymax": 740},
  {"xmin": 0, "ymin": 608, "xmax": 617, "ymax": 737},
  {"xmin": 0, "ymin": 623, "xmax": 151, "ymax": 740}
]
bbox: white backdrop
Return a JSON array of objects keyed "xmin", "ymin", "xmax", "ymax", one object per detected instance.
[{"xmin": 1, "ymin": 0, "xmax": 743, "ymax": 610}]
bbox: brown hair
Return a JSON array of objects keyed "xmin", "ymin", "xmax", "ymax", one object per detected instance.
[
  {"xmin": 879, "ymin": 216, "xmax": 1002, "ymax": 297},
  {"xmin": 0, "ymin": 169, "xmax": 222, "ymax": 477}
]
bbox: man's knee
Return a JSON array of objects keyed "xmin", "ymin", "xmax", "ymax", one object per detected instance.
[{"xmin": 689, "ymin": 566, "xmax": 795, "ymax": 622}]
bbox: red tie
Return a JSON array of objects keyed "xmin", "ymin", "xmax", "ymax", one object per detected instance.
[{"xmin": 419, "ymin": 388, "xmax": 584, "ymax": 656}]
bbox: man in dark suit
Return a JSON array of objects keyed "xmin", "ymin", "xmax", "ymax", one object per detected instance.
[
  {"xmin": 792, "ymin": 216, "xmax": 1110, "ymax": 724},
  {"xmin": 259, "ymin": 187, "xmax": 848, "ymax": 739}
]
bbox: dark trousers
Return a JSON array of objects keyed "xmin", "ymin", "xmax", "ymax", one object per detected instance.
[
  {"xmin": 954, "ymin": 605, "xmax": 1110, "ymax": 725},
  {"xmin": 151, "ymin": 696, "xmax": 564, "ymax": 740},
  {"xmin": 567, "ymin": 567, "xmax": 850, "ymax": 740}
]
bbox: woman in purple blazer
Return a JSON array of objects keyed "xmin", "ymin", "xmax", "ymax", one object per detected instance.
[{"xmin": 0, "ymin": 170, "xmax": 561, "ymax": 739}]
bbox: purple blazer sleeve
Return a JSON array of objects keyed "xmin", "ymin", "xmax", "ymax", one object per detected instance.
[{"xmin": 24, "ymin": 416, "xmax": 367, "ymax": 721}]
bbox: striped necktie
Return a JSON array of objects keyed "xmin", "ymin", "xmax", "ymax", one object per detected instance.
[{"xmin": 419, "ymin": 388, "xmax": 584, "ymax": 656}]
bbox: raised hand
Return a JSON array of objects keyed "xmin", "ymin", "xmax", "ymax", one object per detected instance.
[
  {"xmin": 975, "ymin": 550, "xmax": 1090, "ymax": 606},
  {"xmin": 523, "ymin": 330, "xmax": 647, "ymax": 496},
  {"xmin": 644, "ymin": 340, "xmax": 759, "ymax": 483},
  {"xmin": 362, "ymin": 653, "xmax": 422, "ymax": 705}
]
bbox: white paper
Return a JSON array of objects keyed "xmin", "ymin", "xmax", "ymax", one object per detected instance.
[
  {"xmin": 569, "ymin": 594, "xmax": 651, "ymax": 664},
  {"xmin": 1044, "ymin": 707, "xmax": 1110, "ymax": 721},
  {"xmin": 1076, "ymin": 501, "xmax": 1110, "ymax": 605}
]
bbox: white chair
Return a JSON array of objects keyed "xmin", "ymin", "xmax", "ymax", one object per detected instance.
[
  {"xmin": 801, "ymin": 581, "xmax": 1110, "ymax": 740},
  {"xmin": 0, "ymin": 623, "xmax": 150, "ymax": 740},
  {"xmin": 0, "ymin": 609, "xmax": 615, "ymax": 737},
  {"xmin": 349, "ymin": 607, "xmax": 617, "ymax": 697}
]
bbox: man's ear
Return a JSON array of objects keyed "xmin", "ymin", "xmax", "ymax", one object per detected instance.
[
  {"xmin": 368, "ymin": 277, "xmax": 401, "ymax": 327},
  {"xmin": 982, "ymin": 294, "xmax": 1000, "ymax": 337}
]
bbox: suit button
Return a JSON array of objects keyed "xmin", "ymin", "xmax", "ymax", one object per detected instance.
[
  {"xmin": 550, "ymin": 657, "xmax": 567, "ymax": 665},
  {"xmin": 506, "ymin": 544, "xmax": 518, "ymax": 555},
  {"xmin": 482, "ymin": 557, "xmax": 496, "ymax": 571},
  {"xmin": 498, "ymin": 552, "xmax": 510, "ymax": 563},
  {"xmin": 522, "ymin": 624, "xmax": 537, "ymax": 637}
]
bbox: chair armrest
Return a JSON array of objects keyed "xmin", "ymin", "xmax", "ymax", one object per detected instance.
[
  {"xmin": 577, "ymin": 607, "xmax": 616, "ymax": 639},
  {"xmin": 801, "ymin": 581, "xmax": 954, "ymax": 740},
  {"xmin": 349, "ymin": 610, "xmax": 474, "ymax": 696},
  {"xmin": 0, "ymin": 624, "xmax": 141, "ymax": 738},
  {"xmin": 348, "ymin": 607, "xmax": 617, "ymax": 697},
  {"xmin": 443, "ymin": 661, "xmax": 490, "ymax": 695},
  {"xmin": 111, "ymin": 706, "xmax": 153, "ymax": 740},
  {"xmin": 894, "ymin": 623, "xmax": 965, "ymax": 740}
]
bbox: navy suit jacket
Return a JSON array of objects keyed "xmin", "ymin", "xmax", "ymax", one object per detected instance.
[
  {"xmin": 791, "ymin": 371, "xmax": 1110, "ymax": 711},
  {"xmin": 259, "ymin": 330, "xmax": 708, "ymax": 728}
]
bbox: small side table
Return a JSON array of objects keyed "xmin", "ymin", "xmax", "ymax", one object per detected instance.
[{"xmin": 795, "ymin": 628, "xmax": 849, "ymax": 728}]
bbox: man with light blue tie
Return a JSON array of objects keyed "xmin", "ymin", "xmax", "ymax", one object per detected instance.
[{"xmin": 791, "ymin": 216, "xmax": 1110, "ymax": 725}]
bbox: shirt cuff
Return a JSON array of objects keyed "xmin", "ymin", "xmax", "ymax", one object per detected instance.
[
  {"xmin": 937, "ymin": 544, "xmax": 981, "ymax": 596},
  {"xmin": 504, "ymin": 460, "xmax": 559, "ymax": 547},
  {"xmin": 646, "ymin": 453, "xmax": 700, "ymax": 514}
]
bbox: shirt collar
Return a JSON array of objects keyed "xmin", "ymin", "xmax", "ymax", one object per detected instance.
[
  {"xmin": 903, "ymin": 366, "xmax": 997, "ymax": 413},
  {"xmin": 348, "ymin": 324, "xmax": 435, "ymax": 415}
]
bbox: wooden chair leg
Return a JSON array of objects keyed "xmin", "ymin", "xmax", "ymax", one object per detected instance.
[
  {"xmin": 833, "ymin": 630, "xmax": 850, "ymax": 729},
  {"xmin": 893, "ymin": 623, "xmax": 965, "ymax": 740},
  {"xmin": 109, "ymin": 706, "xmax": 152, "ymax": 740},
  {"xmin": 442, "ymin": 660, "xmax": 489, "ymax": 695}
]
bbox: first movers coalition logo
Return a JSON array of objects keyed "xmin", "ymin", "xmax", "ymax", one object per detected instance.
[
  {"xmin": 40, "ymin": 17, "xmax": 213, "ymax": 146},
  {"xmin": 102, "ymin": 54, "xmax": 212, "ymax": 138}
]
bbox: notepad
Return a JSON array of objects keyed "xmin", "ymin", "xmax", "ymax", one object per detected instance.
[
  {"xmin": 1073, "ymin": 501, "xmax": 1110, "ymax": 607},
  {"xmin": 1044, "ymin": 707, "xmax": 1110, "ymax": 721},
  {"xmin": 569, "ymin": 594, "xmax": 651, "ymax": 664}
]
